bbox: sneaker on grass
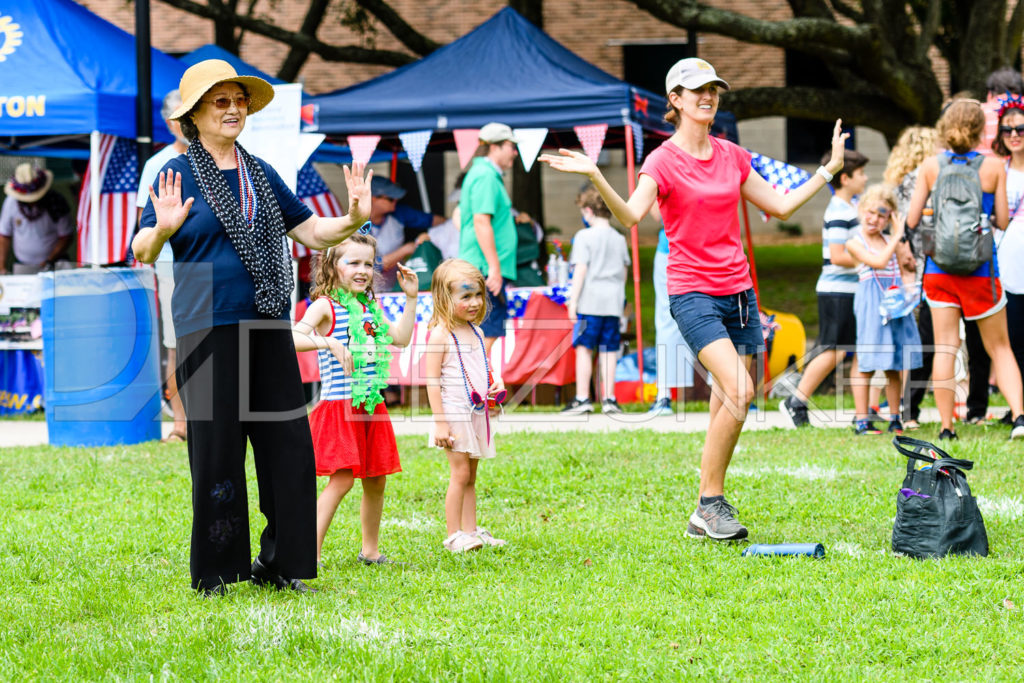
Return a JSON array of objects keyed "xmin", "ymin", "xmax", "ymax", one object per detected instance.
[
  {"xmin": 888, "ymin": 418, "xmax": 904, "ymax": 434},
  {"xmin": 443, "ymin": 531, "xmax": 483, "ymax": 553},
  {"xmin": 781, "ymin": 396, "xmax": 810, "ymax": 428},
  {"xmin": 1010, "ymin": 415, "xmax": 1024, "ymax": 440},
  {"xmin": 685, "ymin": 497, "xmax": 748, "ymax": 541},
  {"xmin": 854, "ymin": 420, "xmax": 882, "ymax": 435},
  {"xmin": 470, "ymin": 527, "xmax": 507, "ymax": 547},
  {"xmin": 601, "ymin": 398, "xmax": 623, "ymax": 415},
  {"xmin": 647, "ymin": 397, "xmax": 674, "ymax": 417},
  {"xmin": 561, "ymin": 398, "xmax": 594, "ymax": 415}
]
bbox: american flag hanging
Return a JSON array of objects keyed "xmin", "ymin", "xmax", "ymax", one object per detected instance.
[
  {"xmin": 293, "ymin": 160, "xmax": 343, "ymax": 258},
  {"xmin": 748, "ymin": 151, "xmax": 814, "ymax": 222},
  {"xmin": 77, "ymin": 134, "xmax": 138, "ymax": 265}
]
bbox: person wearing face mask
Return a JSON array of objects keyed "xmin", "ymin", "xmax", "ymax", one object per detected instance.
[
  {"xmin": 458, "ymin": 123, "xmax": 520, "ymax": 352},
  {"xmin": 561, "ymin": 184, "xmax": 631, "ymax": 415},
  {"xmin": 541, "ymin": 58, "xmax": 847, "ymax": 542}
]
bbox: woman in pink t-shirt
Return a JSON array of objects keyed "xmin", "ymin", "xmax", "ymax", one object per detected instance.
[{"xmin": 541, "ymin": 58, "xmax": 846, "ymax": 542}]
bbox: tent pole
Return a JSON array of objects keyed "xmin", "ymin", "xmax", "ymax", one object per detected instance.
[
  {"xmin": 741, "ymin": 199, "xmax": 769, "ymax": 395},
  {"xmin": 415, "ymin": 168, "xmax": 431, "ymax": 213},
  {"xmin": 89, "ymin": 131, "xmax": 102, "ymax": 268},
  {"xmin": 391, "ymin": 151, "xmax": 398, "ymax": 181},
  {"xmin": 624, "ymin": 123, "xmax": 644, "ymax": 385},
  {"xmin": 135, "ymin": 0, "xmax": 153, "ymax": 176}
]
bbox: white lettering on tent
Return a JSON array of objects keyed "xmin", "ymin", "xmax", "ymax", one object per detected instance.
[{"xmin": 0, "ymin": 95, "xmax": 46, "ymax": 117}]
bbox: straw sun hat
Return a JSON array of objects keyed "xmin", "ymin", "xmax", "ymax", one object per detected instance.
[
  {"xmin": 168, "ymin": 59, "xmax": 275, "ymax": 120},
  {"xmin": 4, "ymin": 163, "xmax": 53, "ymax": 203}
]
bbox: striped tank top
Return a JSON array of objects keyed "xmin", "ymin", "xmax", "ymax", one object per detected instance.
[
  {"xmin": 317, "ymin": 297, "xmax": 379, "ymax": 401},
  {"xmin": 854, "ymin": 231, "xmax": 901, "ymax": 283}
]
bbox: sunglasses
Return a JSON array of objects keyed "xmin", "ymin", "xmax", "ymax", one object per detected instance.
[
  {"xmin": 202, "ymin": 94, "xmax": 251, "ymax": 110},
  {"xmin": 1000, "ymin": 124, "xmax": 1024, "ymax": 136}
]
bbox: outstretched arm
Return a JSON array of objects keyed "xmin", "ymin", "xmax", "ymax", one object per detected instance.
[
  {"xmin": 741, "ymin": 119, "xmax": 848, "ymax": 220},
  {"xmin": 539, "ymin": 150, "xmax": 658, "ymax": 227},
  {"xmin": 292, "ymin": 297, "xmax": 353, "ymax": 375}
]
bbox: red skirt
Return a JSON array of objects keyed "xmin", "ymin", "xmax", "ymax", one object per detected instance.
[{"xmin": 309, "ymin": 399, "xmax": 401, "ymax": 478}]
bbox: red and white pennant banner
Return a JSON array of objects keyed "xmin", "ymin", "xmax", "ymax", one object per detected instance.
[
  {"xmin": 347, "ymin": 135, "xmax": 381, "ymax": 167},
  {"xmin": 453, "ymin": 129, "xmax": 481, "ymax": 169},
  {"xmin": 573, "ymin": 123, "xmax": 608, "ymax": 163},
  {"xmin": 514, "ymin": 128, "xmax": 548, "ymax": 172}
]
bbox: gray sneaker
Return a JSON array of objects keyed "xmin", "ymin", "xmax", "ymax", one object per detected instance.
[
  {"xmin": 561, "ymin": 398, "xmax": 595, "ymax": 415},
  {"xmin": 781, "ymin": 396, "xmax": 810, "ymax": 428},
  {"xmin": 601, "ymin": 398, "xmax": 623, "ymax": 415},
  {"xmin": 685, "ymin": 498, "xmax": 748, "ymax": 541}
]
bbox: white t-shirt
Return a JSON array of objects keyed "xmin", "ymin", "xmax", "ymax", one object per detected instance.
[
  {"xmin": 569, "ymin": 223, "xmax": 630, "ymax": 316},
  {"xmin": 996, "ymin": 165, "xmax": 1024, "ymax": 294},
  {"xmin": 0, "ymin": 195, "xmax": 74, "ymax": 266},
  {"xmin": 135, "ymin": 144, "xmax": 183, "ymax": 263}
]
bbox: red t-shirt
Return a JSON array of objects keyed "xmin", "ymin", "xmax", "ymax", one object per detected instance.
[{"xmin": 640, "ymin": 136, "xmax": 753, "ymax": 296}]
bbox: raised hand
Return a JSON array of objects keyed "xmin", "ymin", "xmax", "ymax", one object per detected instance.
[
  {"xmin": 395, "ymin": 262, "xmax": 420, "ymax": 297},
  {"xmin": 343, "ymin": 162, "xmax": 373, "ymax": 225},
  {"xmin": 147, "ymin": 170, "xmax": 194, "ymax": 234},
  {"xmin": 825, "ymin": 119, "xmax": 850, "ymax": 175},
  {"xmin": 538, "ymin": 149, "xmax": 598, "ymax": 177},
  {"xmin": 891, "ymin": 211, "xmax": 906, "ymax": 241}
]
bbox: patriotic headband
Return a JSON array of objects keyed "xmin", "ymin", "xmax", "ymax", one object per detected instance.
[{"xmin": 997, "ymin": 92, "xmax": 1024, "ymax": 119}]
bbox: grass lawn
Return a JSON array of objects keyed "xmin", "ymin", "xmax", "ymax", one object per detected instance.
[{"xmin": 3, "ymin": 425, "xmax": 1022, "ymax": 679}]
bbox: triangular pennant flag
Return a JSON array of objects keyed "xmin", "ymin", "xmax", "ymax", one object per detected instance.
[
  {"xmin": 398, "ymin": 129, "xmax": 433, "ymax": 172},
  {"xmin": 629, "ymin": 121, "xmax": 644, "ymax": 161},
  {"xmin": 453, "ymin": 129, "xmax": 481, "ymax": 169},
  {"xmin": 347, "ymin": 134, "xmax": 381, "ymax": 166},
  {"xmin": 574, "ymin": 124, "xmax": 608, "ymax": 163},
  {"xmin": 513, "ymin": 128, "xmax": 548, "ymax": 172}
]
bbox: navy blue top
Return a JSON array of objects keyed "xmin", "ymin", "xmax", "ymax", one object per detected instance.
[{"xmin": 140, "ymin": 155, "xmax": 313, "ymax": 337}]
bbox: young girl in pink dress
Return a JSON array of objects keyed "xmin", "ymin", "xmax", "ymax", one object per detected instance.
[
  {"xmin": 291, "ymin": 233, "xmax": 418, "ymax": 566},
  {"xmin": 425, "ymin": 259, "xmax": 507, "ymax": 553}
]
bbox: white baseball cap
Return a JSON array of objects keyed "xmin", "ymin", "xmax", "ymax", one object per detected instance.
[
  {"xmin": 478, "ymin": 122, "xmax": 520, "ymax": 144},
  {"xmin": 664, "ymin": 58, "xmax": 730, "ymax": 94}
]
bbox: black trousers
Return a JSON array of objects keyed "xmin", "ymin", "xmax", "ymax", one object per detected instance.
[
  {"xmin": 1006, "ymin": 292, "xmax": 1024, "ymax": 409},
  {"xmin": 963, "ymin": 319, "xmax": 991, "ymax": 421},
  {"xmin": 176, "ymin": 323, "xmax": 317, "ymax": 590}
]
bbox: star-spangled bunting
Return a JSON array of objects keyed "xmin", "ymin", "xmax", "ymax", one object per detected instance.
[
  {"xmin": 292, "ymin": 161, "xmax": 343, "ymax": 258},
  {"xmin": 76, "ymin": 134, "xmax": 138, "ymax": 265},
  {"xmin": 632, "ymin": 91, "xmax": 649, "ymax": 117},
  {"xmin": 748, "ymin": 151, "xmax": 814, "ymax": 221},
  {"xmin": 574, "ymin": 123, "xmax": 608, "ymax": 163},
  {"xmin": 347, "ymin": 135, "xmax": 381, "ymax": 166},
  {"xmin": 514, "ymin": 128, "xmax": 548, "ymax": 172},
  {"xmin": 398, "ymin": 130, "xmax": 432, "ymax": 173},
  {"xmin": 453, "ymin": 129, "xmax": 480, "ymax": 169},
  {"xmin": 377, "ymin": 285, "xmax": 569, "ymax": 324}
]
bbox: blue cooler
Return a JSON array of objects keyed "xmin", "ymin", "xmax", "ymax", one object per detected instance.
[{"xmin": 41, "ymin": 268, "xmax": 162, "ymax": 446}]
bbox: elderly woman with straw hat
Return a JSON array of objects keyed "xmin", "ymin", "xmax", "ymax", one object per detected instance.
[
  {"xmin": 133, "ymin": 59, "xmax": 373, "ymax": 597},
  {"xmin": 1, "ymin": 163, "xmax": 74, "ymax": 274}
]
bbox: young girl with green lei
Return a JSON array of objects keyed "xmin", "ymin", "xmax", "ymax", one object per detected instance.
[{"xmin": 292, "ymin": 233, "xmax": 418, "ymax": 566}]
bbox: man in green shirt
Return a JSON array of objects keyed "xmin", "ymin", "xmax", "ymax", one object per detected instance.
[{"xmin": 458, "ymin": 122, "xmax": 520, "ymax": 350}]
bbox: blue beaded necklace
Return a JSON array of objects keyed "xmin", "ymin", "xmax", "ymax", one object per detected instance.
[{"xmin": 450, "ymin": 324, "xmax": 490, "ymax": 412}]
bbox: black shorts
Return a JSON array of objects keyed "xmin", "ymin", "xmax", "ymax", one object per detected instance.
[{"xmin": 816, "ymin": 292, "xmax": 856, "ymax": 349}]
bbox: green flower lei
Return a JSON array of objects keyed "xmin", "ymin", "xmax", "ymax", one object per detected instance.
[{"xmin": 332, "ymin": 289, "xmax": 393, "ymax": 411}]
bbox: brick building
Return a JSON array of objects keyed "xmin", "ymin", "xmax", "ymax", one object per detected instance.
[{"xmin": 76, "ymin": 0, "xmax": 905, "ymax": 237}]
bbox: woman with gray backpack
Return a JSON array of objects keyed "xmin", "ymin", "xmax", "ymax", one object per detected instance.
[{"xmin": 907, "ymin": 99, "xmax": 1024, "ymax": 441}]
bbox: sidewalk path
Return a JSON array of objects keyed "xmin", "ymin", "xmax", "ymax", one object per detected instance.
[{"xmin": 0, "ymin": 407, "xmax": 944, "ymax": 447}]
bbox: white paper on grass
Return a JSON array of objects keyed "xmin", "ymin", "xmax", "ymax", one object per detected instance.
[{"xmin": 237, "ymin": 83, "xmax": 303, "ymax": 191}]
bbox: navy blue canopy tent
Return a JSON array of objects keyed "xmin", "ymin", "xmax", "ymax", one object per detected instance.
[
  {"xmin": 0, "ymin": 0, "xmax": 186, "ymax": 155},
  {"xmin": 307, "ymin": 7, "xmax": 670, "ymax": 137}
]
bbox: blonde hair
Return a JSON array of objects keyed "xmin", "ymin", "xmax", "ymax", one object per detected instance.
[
  {"xmin": 576, "ymin": 184, "xmax": 611, "ymax": 218},
  {"xmin": 429, "ymin": 259, "xmax": 488, "ymax": 329},
  {"xmin": 310, "ymin": 233, "xmax": 379, "ymax": 302},
  {"xmin": 939, "ymin": 99, "xmax": 985, "ymax": 154},
  {"xmin": 858, "ymin": 184, "xmax": 897, "ymax": 219},
  {"xmin": 884, "ymin": 126, "xmax": 939, "ymax": 185}
]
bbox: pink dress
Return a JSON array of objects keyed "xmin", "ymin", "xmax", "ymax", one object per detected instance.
[{"xmin": 428, "ymin": 326, "xmax": 497, "ymax": 459}]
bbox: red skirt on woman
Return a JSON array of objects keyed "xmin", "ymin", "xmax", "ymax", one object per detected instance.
[{"xmin": 308, "ymin": 399, "xmax": 401, "ymax": 478}]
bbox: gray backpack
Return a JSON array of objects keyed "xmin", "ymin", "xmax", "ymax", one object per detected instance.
[{"xmin": 924, "ymin": 153, "xmax": 993, "ymax": 275}]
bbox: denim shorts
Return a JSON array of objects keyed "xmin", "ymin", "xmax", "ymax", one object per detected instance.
[
  {"xmin": 572, "ymin": 314, "xmax": 621, "ymax": 352},
  {"xmin": 480, "ymin": 278, "xmax": 511, "ymax": 338},
  {"xmin": 668, "ymin": 287, "xmax": 764, "ymax": 356}
]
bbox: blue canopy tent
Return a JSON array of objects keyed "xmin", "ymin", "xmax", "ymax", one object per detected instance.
[
  {"xmin": 306, "ymin": 7, "xmax": 672, "ymax": 375},
  {"xmin": 0, "ymin": 0, "xmax": 187, "ymax": 155}
]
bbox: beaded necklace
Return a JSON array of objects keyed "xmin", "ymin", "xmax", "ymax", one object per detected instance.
[
  {"xmin": 235, "ymin": 146, "xmax": 257, "ymax": 228},
  {"xmin": 450, "ymin": 324, "xmax": 506, "ymax": 444}
]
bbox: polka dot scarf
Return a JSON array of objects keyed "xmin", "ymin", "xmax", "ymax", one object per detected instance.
[{"xmin": 187, "ymin": 139, "xmax": 293, "ymax": 318}]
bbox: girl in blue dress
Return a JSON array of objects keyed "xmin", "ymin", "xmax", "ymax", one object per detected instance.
[{"xmin": 845, "ymin": 185, "xmax": 922, "ymax": 435}]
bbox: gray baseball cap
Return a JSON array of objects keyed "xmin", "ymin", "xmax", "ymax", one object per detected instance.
[
  {"xmin": 478, "ymin": 122, "xmax": 520, "ymax": 144},
  {"xmin": 664, "ymin": 58, "xmax": 730, "ymax": 94},
  {"xmin": 370, "ymin": 176, "xmax": 406, "ymax": 200}
]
